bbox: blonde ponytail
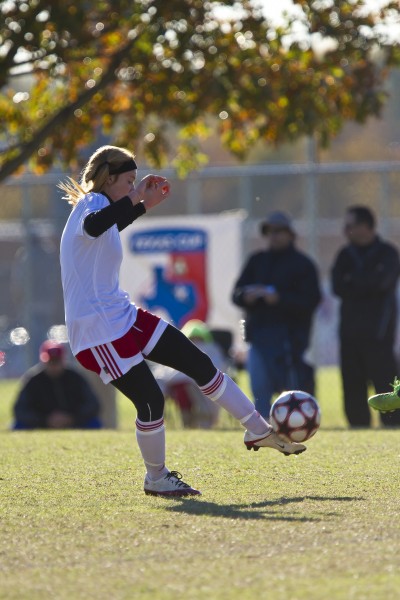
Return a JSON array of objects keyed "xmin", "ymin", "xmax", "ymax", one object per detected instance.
[
  {"xmin": 58, "ymin": 177, "xmax": 87, "ymax": 206},
  {"xmin": 58, "ymin": 145, "xmax": 137, "ymax": 207}
]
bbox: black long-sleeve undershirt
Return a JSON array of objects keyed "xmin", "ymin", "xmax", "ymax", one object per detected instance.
[{"xmin": 83, "ymin": 195, "xmax": 146, "ymax": 237}]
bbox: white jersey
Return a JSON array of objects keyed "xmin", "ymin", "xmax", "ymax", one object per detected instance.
[{"xmin": 60, "ymin": 192, "xmax": 137, "ymax": 355}]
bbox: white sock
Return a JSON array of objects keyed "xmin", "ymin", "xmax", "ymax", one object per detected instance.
[
  {"xmin": 199, "ymin": 371, "xmax": 270, "ymax": 435},
  {"xmin": 135, "ymin": 417, "xmax": 169, "ymax": 481}
]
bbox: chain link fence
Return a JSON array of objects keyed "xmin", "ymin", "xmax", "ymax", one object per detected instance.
[{"xmin": 1, "ymin": 161, "xmax": 400, "ymax": 384}]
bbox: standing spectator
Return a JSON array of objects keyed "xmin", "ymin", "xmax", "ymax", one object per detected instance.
[
  {"xmin": 232, "ymin": 211, "xmax": 321, "ymax": 419},
  {"xmin": 13, "ymin": 340, "xmax": 102, "ymax": 429},
  {"xmin": 331, "ymin": 205, "xmax": 400, "ymax": 427}
]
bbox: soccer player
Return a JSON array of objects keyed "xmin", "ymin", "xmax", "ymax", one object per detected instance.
[{"xmin": 59, "ymin": 145, "xmax": 306, "ymax": 498}]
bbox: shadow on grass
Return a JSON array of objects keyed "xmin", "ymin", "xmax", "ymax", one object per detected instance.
[{"xmin": 161, "ymin": 495, "xmax": 363, "ymax": 522}]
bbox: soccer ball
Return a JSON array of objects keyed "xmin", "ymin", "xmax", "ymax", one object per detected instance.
[{"xmin": 270, "ymin": 390, "xmax": 321, "ymax": 443}]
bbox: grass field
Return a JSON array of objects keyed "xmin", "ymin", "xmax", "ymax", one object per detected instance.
[{"xmin": 1, "ymin": 368, "xmax": 400, "ymax": 600}]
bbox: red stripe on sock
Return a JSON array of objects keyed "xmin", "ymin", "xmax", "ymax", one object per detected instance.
[
  {"xmin": 202, "ymin": 371, "xmax": 224, "ymax": 396},
  {"xmin": 136, "ymin": 418, "xmax": 164, "ymax": 432}
]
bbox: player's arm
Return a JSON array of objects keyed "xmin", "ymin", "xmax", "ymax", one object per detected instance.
[
  {"xmin": 84, "ymin": 175, "xmax": 170, "ymax": 238},
  {"xmin": 84, "ymin": 196, "xmax": 146, "ymax": 237}
]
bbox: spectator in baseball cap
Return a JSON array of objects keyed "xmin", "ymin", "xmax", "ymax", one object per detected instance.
[
  {"xmin": 39, "ymin": 340, "xmax": 66, "ymax": 363},
  {"xmin": 260, "ymin": 210, "xmax": 295, "ymax": 236},
  {"xmin": 12, "ymin": 339, "xmax": 102, "ymax": 430},
  {"xmin": 232, "ymin": 210, "xmax": 321, "ymax": 418}
]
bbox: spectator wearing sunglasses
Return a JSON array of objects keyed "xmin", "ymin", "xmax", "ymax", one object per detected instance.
[{"xmin": 232, "ymin": 211, "xmax": 321, "ymax": 419}]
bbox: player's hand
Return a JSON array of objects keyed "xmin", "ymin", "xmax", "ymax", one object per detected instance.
[{"xmin": 130, "ymin": 174, "xmax": 170, "ymax": 210}]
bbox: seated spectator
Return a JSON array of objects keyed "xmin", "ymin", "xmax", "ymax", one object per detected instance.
[
  {"xmin": 12, "ymin": 340, "xmax": 102, "ymax": 430},
  {"xmin": 152, "ymin": 320, "xmax": 229, "ymax": 429}
]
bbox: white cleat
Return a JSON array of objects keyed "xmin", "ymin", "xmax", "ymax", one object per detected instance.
[
  {"xmin": 144, "ymin": 470, "xmax": 201, "ymax": 497},
  {"xmin": 244, "ymin": 428, "xmax": 306, "ymax": 455}
]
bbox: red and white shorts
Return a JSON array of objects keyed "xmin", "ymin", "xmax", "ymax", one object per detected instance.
[{"xmin": 75, "ymin": 308, "xmax": 168, "ymax": 384}]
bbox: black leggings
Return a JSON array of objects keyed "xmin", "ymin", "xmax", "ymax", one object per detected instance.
[{"xmin": 111, "ymin": 324, "xmax": 218, "ymax": 422}]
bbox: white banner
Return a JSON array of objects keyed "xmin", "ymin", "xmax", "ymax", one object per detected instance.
[{"xmin": 120, "ymin": 212, "xmax": 246, "ymax": 340}]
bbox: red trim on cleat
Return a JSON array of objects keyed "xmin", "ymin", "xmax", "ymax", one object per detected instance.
[{"xmin": 244, "ymin": 429, "xmax": 307, "ymax": 455}]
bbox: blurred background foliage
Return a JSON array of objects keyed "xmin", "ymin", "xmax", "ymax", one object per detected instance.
[{"xmin": 1, "ymin": 0, "xmax": 400, "ymax": 181}]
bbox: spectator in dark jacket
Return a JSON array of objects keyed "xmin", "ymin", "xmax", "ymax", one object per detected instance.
[
  {"xmin": 13, "ymin": 340, "xmax": 102, "ymax": 429},
  {"xmin": 331, "ymin": 205, "xmax": 400, "ymax": 427},
  {"xmin": 232, "ymin": 211, "xmax": 322, "ymax": 419}
]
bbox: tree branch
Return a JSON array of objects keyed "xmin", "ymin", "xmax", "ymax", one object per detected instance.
[{"xmin": 0, "ymin": 34, "xmax": 140, "ymax": 184}]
